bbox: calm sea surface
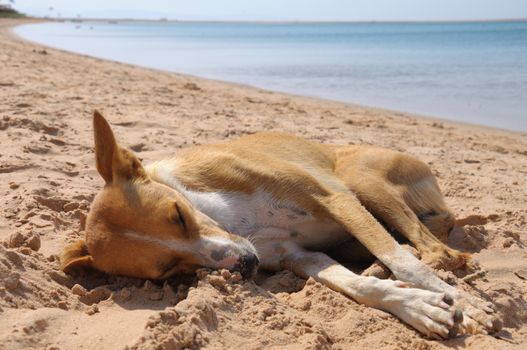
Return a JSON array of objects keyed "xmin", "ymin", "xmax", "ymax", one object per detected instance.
[{"xmin": 14, "ymin": 21, "xmax": 527, "ymax": 131}]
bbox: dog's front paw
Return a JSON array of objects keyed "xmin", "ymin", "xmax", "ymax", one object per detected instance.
[
  {"xmin": 375, "ymin": 281, "xmax": 462, "ymax": 339},
  {"xmin": 452, "ymin": 292, "xmax": 500, "ymax": 335}
]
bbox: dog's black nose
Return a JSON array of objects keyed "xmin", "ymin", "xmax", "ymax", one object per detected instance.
[{"xmin": 239, "ymin": 253, "xmax": 259, "ymax": 279}]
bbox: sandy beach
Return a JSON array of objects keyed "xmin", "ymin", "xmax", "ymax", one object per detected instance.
[{"xmin": 1, "ymin": 18, "xmax": 526, "ymax": 349}]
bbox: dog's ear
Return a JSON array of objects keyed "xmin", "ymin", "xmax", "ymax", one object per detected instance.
[
  {"xmin": 61, "ymin": 240, "xmax": 94, "ymax": 275},
  {"xmin": 93, "ymin": 110, "xmax": 146, "ymax": 184},
  {"xmin": 93, "ymin": 110, "xmax": 117, "ymax": 183}
]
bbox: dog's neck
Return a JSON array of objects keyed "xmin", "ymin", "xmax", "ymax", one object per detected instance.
[{"xmin": 146, "ymin": 160, "xmax": 252, "ymax": 233}]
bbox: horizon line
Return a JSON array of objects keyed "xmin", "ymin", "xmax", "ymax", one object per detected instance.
[{"xmin": 40, "ymin": 16, "xmax": 527, "ymax": 25}]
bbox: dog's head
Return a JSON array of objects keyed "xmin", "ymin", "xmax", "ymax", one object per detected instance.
[{"xmin": 61, "ymin": 111, "xmax": 258, "ymax": 280}]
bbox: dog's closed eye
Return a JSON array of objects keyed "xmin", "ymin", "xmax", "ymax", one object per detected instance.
[{"xmin": 170, "ymin": 202, "xmax": 188, "ymax": 231}]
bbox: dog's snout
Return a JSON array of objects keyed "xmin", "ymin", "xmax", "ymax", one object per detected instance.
[{"xmin": 239, "ymin": 253, "xmax": 259, "ymax": 279}]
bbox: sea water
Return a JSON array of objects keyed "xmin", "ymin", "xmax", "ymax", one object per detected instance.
[{"xmin": 14, "ymin": 21, "xmax": 527, "ymax": 131}]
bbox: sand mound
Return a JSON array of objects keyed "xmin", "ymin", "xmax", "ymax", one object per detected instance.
[{"xmin": 1, "ymin": 19, "xmax": 526, "ymax": 349}]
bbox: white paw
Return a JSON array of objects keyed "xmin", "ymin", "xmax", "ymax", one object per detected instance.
[{"xmin": 373, "ymin": 280, "xmax": 461, "ymax": 339}]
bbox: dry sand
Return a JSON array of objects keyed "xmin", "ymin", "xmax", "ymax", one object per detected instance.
[{"xmin": 1, "ymin": 18, "xmax": 526, "ymax": 350}]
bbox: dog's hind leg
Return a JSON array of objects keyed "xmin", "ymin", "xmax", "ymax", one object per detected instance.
[
  {"xmin": 335, "ymin": 147, "xmax": 465, "ymax": 270},
  {"xmin": 348, "ymin": 178, "xmax": 468, "ymax": 271},
  {"xmin": 401, "ymin": 174, "xmax": 456, "ymax": 244}
]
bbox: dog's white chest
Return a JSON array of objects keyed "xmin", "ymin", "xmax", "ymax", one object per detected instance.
[
  {"xmin": 184, "ymin": 188, "xmax": 347, "ymax": 248},
  {"xmin": 183, "ymin": 188, "xmax": 305, "ymax": 233}
]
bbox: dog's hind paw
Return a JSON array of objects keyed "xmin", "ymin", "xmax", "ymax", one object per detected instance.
[{"xmin": 423, "ymin": 247, "xmax": 469, "ymax": 271}]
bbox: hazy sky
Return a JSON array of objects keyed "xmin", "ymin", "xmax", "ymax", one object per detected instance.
[{"xmin": 7, "ymin": 0, "xmax": 527, "ymax": 21}]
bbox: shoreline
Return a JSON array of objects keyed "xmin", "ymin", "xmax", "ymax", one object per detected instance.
[
  {"xmin": 1, "ymin": 17, "xmax": 526, "ymax": 350},
  {"xmin": 10, "ymin": 19, "xmax": 527, "ymax": 137}
]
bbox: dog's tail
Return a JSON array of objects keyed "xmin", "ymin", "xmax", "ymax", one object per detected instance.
[{"xmin": 454, "ymin": 214, "xmax": 488, "ymax": 227}]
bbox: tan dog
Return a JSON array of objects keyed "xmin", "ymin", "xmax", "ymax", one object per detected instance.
[{"xmin": 62, "ymin": 111, "xmax": 497, "ymax": 338}]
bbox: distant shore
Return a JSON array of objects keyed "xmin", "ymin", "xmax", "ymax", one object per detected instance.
[{"xmin": 19, "ymin": 16, "xmax": 527, "ymax": 24}]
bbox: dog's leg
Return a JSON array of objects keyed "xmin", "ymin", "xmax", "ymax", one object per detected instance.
[
  {"xmin": 351, "ymin": 179, "xmax": 467, "ymax": 271},
  {"xmin": 278, "ymin": 243, "xmax": 459, "ymax": 338},
  {"xmin": 317, "ymin": 192, "xmax": 496, "ymax": 334},
  {"xmin": 362, "ymin": 244, "xmax": 418, "ymax": 279}
]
